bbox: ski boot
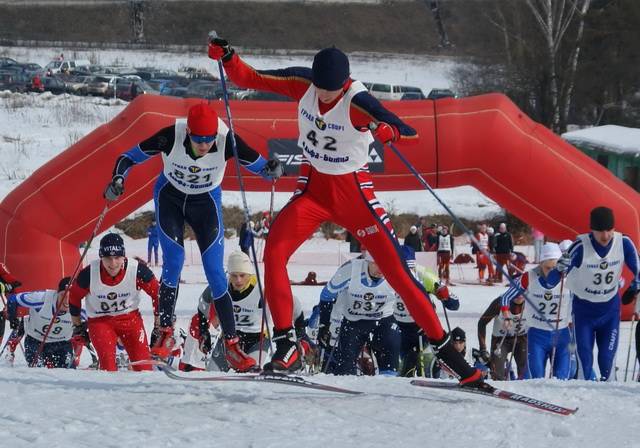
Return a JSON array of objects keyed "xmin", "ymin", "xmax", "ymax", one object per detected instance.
[
  {"xmin": 151, "ymin": 326, "xmax": 176, "ymax": 359},
  {"xmin": 433, "ymin": 333, "xmax": 494, "ymax": 392},
  {"xmin": 263, "ymin": 328, "xmax": 302, "ymax": 372},
  {"xmin": 224, "ymin": 336, "xmax": 257, "ymax": 373}
]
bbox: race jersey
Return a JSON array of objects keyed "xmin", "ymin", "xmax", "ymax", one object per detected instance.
[
  {"xmin": 437, "ymin": 234, "xmax": 452, "ymax": 253},
  {"xmin": 524, "ymin": 267, "xmax": 572, "ymax": 331},
  {"xmin": 19, "ymin": 290, "xmax": 73, "ymax": 342},
  {"xmin": 162, "ymin": 118, "xmax": 228, "ymax": 194},
  {"xmin": 86, "ymin": 258, "xmax": 140, "ymax": 318},
  {"xmin": 491, "ymin": 310, "xmax": 527, "ymax": 337},
  {"xmin": 568, "ymin": 232, "xmax": 624, "ymax": 303},
  {"xmin": 297, "ymin": 81, "xmax": 374, "ymax": 175},
  {"xmin": 477, "ymin": 232, "xmax": 489, "ymax": 251},
  {"xmin": 341, "ymin": 258, "xmax": 396, "ymax": 321}
]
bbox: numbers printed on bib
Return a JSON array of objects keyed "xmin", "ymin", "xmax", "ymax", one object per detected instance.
[
  {"xmin": 538, "ymin": 302, "xmax": 559, "ymax": 315},
  {"xmin": 99, "ymin": 300, "xmax": 129, "ymax": 313},
  {"xmin": 593, "ymin": 271, "xmax": 614, "ymax": 285},
  {"xmin": 351, "ymin": 300, "xmax": 386, "ymax": 313},
  {"xmin": 306, "ymin": 130, "xmax": 337, "ymax": 151},
  {"xmin": 173, "ymin": 169, "xmax": 212, "ymax": 185},
  {"xmin": 42, "ymin": 324, "xmax": 63, "ymax": 335}
]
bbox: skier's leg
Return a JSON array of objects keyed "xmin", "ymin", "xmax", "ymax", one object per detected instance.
[
  {"xmin": 87, "ymin": 318, "xmax": 118, "ymax": 371},
  {"xmin": 117, "ymin": 312, "xmax": 152, "ymax": 371}
]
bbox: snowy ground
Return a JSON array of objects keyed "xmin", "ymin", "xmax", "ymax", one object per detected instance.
[{"xmin": 1, "ymin": 237, "xmax": 638, "ymax": 448}]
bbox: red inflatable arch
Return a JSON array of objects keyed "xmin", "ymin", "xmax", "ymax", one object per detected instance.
[{"xmin": 1, "ymin": 94, "xmax": 638, "ymax": 318}]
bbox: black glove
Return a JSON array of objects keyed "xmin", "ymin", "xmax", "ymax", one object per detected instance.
[
  {"xmin": 262, "ymin": 158, "xmax": 283, "ymax": 180},
  {"xmin": 2, "ymin": 282, "xmax": 13, "ymax": 293},
  {"xmin": 104, "ymin": 175, "xmax": 125, "ymax": 201},
  {"xmin": 207, "ymin": 36, "xmax": 235, "ymax": 63},
  {"xmin": 199, "ymin": 328, "xmax": 212, "ymax": 354},
  {"xmin": 622, "ymin": 286, "xmax": 639, "ymax": 305},
  {"xmin": 478, "ymin": 349, "xmax": 490, "ymax": 364},
  {"xmin": 317, "ymin": 325, "xmax": 331, "ymax": 349},
  {"xmin": 72, "ymin": 322, "xmax": 90, "ymax": 344}
]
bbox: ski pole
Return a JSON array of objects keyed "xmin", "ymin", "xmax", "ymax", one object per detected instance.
[
  {"xmin": 506, "ymin": 331, "xmax": 518, "ymax": 381},
  {"xmin": 31, "ymin": 202, "xmax": 110, "ymax": 367},
  {"xmin": 380, "ymin": 138, "xmax": 557, "ymax": 332},
  {"xmin": 257, "ymin": 180, "xmax": 277, "ymax": 367},
  {"xmin": 624, "ymin": 314, "xmax": 637, "ymax": 381},
  {"xmin": 209, "ymin": 30, "xmax": 272, "ymax": 362},
  {"xmin": 548, "ymin": 275, "xmax": 565, "ymax": 378}
]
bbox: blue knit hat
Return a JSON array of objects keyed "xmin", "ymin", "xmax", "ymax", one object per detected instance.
[{"xmin": 311, "ymin": 47, "xmax": 350, "ymax": 90}]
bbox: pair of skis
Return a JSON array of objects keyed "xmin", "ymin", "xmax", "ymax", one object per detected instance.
[{"xmin": 132, "ymin": 360, "xmax": 577, "ymax": 416}]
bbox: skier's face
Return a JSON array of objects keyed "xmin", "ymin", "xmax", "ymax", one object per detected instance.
[
  {"xmin": 56, "ymin": 291, "xmax": 69, "ymax": 313},
  {"xmin": 101, "ymin": 255, "xmax": 125, "ymax": 276},
  {"xmin": 453, "ymin": 340, "xmax": 466, "ymax": 353},
  {"xmin": 229, "ymin": 272, "xmax": 251, "ymax": 291},
  {"xmin": 189, "ymin": 137, "xmax": 215, "ymax": 157},
  {"xmin": 367, "ymin": 261, "xmax": 384, "ymax": 279},
  {"xmin": 592, "ymin": 229, "xmax": 614, "ymax": 246},
  {"xmin": 316, "ymin": 87, "xmax": 343, "ymax": 104},
  {"xmin": 540, "ymin": 258, "xmax": 557, "ymax": 275}
]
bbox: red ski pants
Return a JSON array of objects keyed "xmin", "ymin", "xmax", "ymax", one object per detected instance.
[
  {"xmin": 264, "ymin": 165, "xmax": 446, "ymax": 342},
  {"xmin": 88, "ymin": 310, "xmax": 152, "ymax": 371}
]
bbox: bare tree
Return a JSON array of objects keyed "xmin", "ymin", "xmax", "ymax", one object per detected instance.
[{"xmin": 524, "ymin": 0, "xmax": 592, "ymax": 132}]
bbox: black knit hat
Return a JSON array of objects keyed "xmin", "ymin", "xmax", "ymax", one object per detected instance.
[
  {"xmin": 311, "ymin": 47, "xmax": 350, "ymax": 90},
  {"xmin": 590, "ymin": 206, "xmax": 614, "ymax": 231},
  {"xmin": 451, "ymin": 327, "xmax": 466, "ymax": 342},
  {"xmin": 57, "ymin": 276, "xmax": 71, "ymax": 292},
  {"xmin": 99, "ymin": 233, "xmax": 125, "ymax": 257}
]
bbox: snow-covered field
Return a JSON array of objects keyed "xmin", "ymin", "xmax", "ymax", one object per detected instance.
[
  {"xmin": 1, "ymin": 236, "xmax": 639, "ymax": 448},
  {"xmin": 0, "ymin": 46, "xmax": 637, "ymax": 448}
]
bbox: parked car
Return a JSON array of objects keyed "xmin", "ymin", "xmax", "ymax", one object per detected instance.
[
  {"xmin": 369, "ymin": 83, "xmax": 426, "ymax": 100},
  {"xmin": 236, "ymin": 89, "xmax": 293, "ymax": 102},
  {"xmin": 64, "ymin": 75, "xmax": 91, "ymax": 95},
  {"xmin": 41, "ymin": 76, "xmax": 67, "ymax": 95},
  {"xmin": 427, "ymin": 88, "xmax": 456, "ymax": 100},
  {"xmin": 0, "ymin": 57, "xmax": 18, "ymax": 68},
  {"xmin": 0, "ymin": 70, "xmax": 29, "ymax": 92},
  {"xmin": 146, "ymin": 79, "xmax": 181, "ymax": 94},
  {"xmin": 43, "ymin": 59, "xmax": 91, "ymax": 75},
  {"xmin": 107, "ymin": 79, "xmax": 158, "ymax": 101},
  {"xmin": 86, "ymin": 75, "xmax": 114, "ymax": 96},
  {"xmin": 185, "ymin": 80, "xmax": 222, "ymax": 99},
  {"xmin": 14, "ymin": 62, "xmax": 42, "ymax": 77},
  {"xmin": 400, "ymin": 91, "xmax": 426, "ymax": 100},
  {"xmin": 161, "ymin": 86, "xmax": 189, "ymax": 98}
]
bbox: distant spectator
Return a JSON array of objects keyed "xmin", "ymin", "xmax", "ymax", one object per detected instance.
[
  {"xmin": 422, "ymin": 224, "xmax": 438, "ymax": 252},
  {"xmin": 32, "ymin": 74, "xmax": 43, "ymax": 92},
  {"xmin": 436, "ymin": 225, "xmax": 454, "ymax": 284},
  {"xmin": 494, "ymin": 223, "xmax": 514, "ymax": 282},
  {"xmin": 404, "ymin": 225, "xmax": 422, "ymax": 252},
  {"xmin": 147, "ymin": 219, "xmax": 160, "ymax": 266},
  {"xmin": 531, "ymin": 227, "xmax": 545, "ymax": 263}
]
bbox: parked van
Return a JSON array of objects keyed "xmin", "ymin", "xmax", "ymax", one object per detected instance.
[
  {"xmin": 364, "ymin": 82, "xmax": 425, "ymax": 101},
  {"xmin": 43, "ymin": 59, "xmax": 91, "ymax": 74}
]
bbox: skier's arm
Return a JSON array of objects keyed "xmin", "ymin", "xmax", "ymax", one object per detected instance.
[
  {"xmin": 477, "ymin": 298, "xmax": 501, "ymax": 351},
  {"xmin": 622, "ymin": 235, "xmax": 640, "ymax": 286},
  {"xmin": 136, "ymin": 263, "xmax": 160, "ymax": 317},
  {"xmin": 222, "ymin": 53, "xmax": 310, "ymax": 100},
  {"xmin": 224, "ymin": 133, "xmax": 272, "ymax": 176},
  {"xmin": 6, "ymin": 291, "xmax": 47, "ymax": 320},
  {"xmin": 68, "ymin": 267, "xmax": 91, "ymax": 318},
  {"xmin": 351, "ymin": 92, "xmax": 418, "ymax": 144},
  {"xmin": 547, "ymin": 241, "xmax": 582, "ymax": 284},
  {"xmin": 501, "ymin": 273, "xmax": 528, "ymax": 309},
  {"xmin": 112, "ymin": 125, "xmax": 176, "ymax": 178}
]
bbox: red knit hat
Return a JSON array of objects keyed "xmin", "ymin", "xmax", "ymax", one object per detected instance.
[{"xmin": 187, "ymin": 103, "xmax": 218, "ymax": 136}]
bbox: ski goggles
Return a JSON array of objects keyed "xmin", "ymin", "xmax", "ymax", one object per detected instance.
[{"xmin": 189, "ymin": 133, "xmax": 216, "ymax": 144}]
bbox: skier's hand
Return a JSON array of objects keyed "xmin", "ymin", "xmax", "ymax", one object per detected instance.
[
  {"xmin": 261, "ymin": 158, "xmax": 283, "ymax": 180},
  {"xmin": 104, "ymin": 175, "xmax": 125, "ymax": 201},
  {"xmin": 479, "ymin": 349, "xmax": 491, "ymax": 364},
  {"xmin": 199, "ymin": 328, "xmax": 212, "ymax": 354},
  {"xmin": 72, "ymin": 322, "xmax": 90, "ymax": 344},
  {"xmin": 317, "ymin": 325, "xmax": 331, "ymax": 349},
  {"xmin": 435, "ymin": 284, "xmax": 449, "ymax": 301},
  {"xmin": 369, "ymin": 122, "xmax": 397, "ymax": 144},
  {"xmin": 208, "ymin": 36, "xmax": 234, "ymax": 62},
  {"xmin": 621, "ymin": 285, "xmax": 639, "ymax": 305},
  {"xmin": 556, "ymin": 253, "xmax": 571, "ymax": 273}
]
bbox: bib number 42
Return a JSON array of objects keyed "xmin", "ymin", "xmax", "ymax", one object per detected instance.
[{"xmin": 307, "ymin": 130, "xmax": 337, "ymax": 151}]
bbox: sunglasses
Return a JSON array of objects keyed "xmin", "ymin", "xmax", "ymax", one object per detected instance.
[{"xmin": 189, "ymin": 133, "xmax": 216, "ymax": 144}]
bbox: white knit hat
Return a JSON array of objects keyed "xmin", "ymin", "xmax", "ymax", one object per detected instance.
[
  {"xmin": 227, "ymin": 251, "xmax": 254, "ymax": 274},
  {"xmin": 559, "ymin": 239, "xmax": 573, "ymax": 253},
  {"xmin": 540, "ymin": 243, "xmax": 562, "ymax": 262}
]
